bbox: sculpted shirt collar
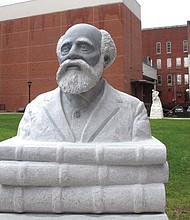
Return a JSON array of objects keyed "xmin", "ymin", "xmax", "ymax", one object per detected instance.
[{"xmin": 63, "ymin": 78, "xmax": 105, "ymax": 109}]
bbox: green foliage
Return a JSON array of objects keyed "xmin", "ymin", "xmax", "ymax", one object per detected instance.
[
  {"xmin": 0, "ymin": 115, "xmax": 189, "ymax": 218},
  {"xmin": 0, "ymin": 114, "xmax": 23, "ymax": 142},
  {"xmin": 150, "ymin": 119, "xmax": 190, "ymax": 220}
]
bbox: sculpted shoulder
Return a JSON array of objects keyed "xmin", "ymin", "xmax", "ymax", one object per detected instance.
[
  {"xmin": 111, "ymin": 86, "xmax": 143, "ymax": 107},
  {"xmin": 29, "ymin": 88, "xmax": 60, "ymax": 107}
]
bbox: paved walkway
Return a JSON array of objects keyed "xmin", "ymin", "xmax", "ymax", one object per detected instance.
[
  {"xmin": 0, "ymin": 111, "xmax": 23, "ymax": 114},
  {"xmin": 1, "ymin": 111, "xmax": 190, "ymax": 119},
  {"xmin": 0, "ymin": 213, "xmax": 168, "ymax": 220}
]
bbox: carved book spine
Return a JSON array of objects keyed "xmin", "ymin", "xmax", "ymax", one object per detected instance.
[
  {"xmin": 0, "ymin": 161, "xmax": 168, "ymax": 187},
  {"xmin": 0, "ymin": 184, "xmax": 165, "ymax": 213},
  {"xmin": 0, "ymin": 142, "xmax": 166, "ymax": 165}
]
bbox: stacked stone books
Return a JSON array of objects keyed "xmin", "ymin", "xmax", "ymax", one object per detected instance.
[{"xmin": 0, "ymin": 137, "xmax": 168, "ymax": 214}]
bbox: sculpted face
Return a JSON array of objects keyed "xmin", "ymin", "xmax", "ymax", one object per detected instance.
[
  {"xmin": 58, "ymin": 24, "xmax": 102, "ymax": 66},
  {"xmin": 56, "ymin": 24, "xmax": 104, "ymax": 94}
]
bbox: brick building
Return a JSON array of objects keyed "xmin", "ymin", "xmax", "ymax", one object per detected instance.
[
  {"xmin": 142, "ymin": 23, "xmax": 190, "ymax": 109},
  {"xmin": 0, "ymin": 0, "xmax": 145, "ymax": 112}
]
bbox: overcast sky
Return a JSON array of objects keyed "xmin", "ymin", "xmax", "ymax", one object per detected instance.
[
  {"xmin": 0, "ymin": 0, "xmax": 30, "ymax": 7},
  {"xmin": 137, "ymin": 0, "xmax": 190, "ymax": 29}
]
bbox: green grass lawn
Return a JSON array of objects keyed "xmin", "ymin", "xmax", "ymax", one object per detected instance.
[
  {"xmin": 0, "ymin": 114, "xmax": 190, "ymax": 219},
  {"xmin": 150, "ymin": 119, "xmax": 190, "ymax": 220},
  {"xmin": 0, "ymin": 114, "xmax": 23, "ymax": 142}
]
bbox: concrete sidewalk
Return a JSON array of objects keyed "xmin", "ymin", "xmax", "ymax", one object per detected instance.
[{"xmin": 0, "ymin": 213, "xmax": 169, "ymax": 220}]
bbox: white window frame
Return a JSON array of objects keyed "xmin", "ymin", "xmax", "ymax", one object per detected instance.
[
  {"xmin": 167, "ymin": 74, "xmax": 172, "ymax": 85},
  {"xmin": 157, "ymin": 75, "xmax": 162, "ymax": 85},
  {"xmin": 156, "ymin": 42, "xmax": 161, "ymax": 54},
  {"xmin": 184, "ymin": 74, "xmax": 189, "ymax": 84},
  {"xmin": 176, "ymin": 74, "xmax": 182, "ymax": 85},
  {"xmin": 183, "ymin": 40, "xmax": 188, "ymax": 52},
  {"xmin": 184, "ymin": 57, "xmax": 189, "ymax": 68},
  {"xmin": 167, "ymin": 58, "xmax": 172, "ymax": 68},
  {"xmin": 157, "ymin": 59, "xmax": 162, "ymax": 69},
  {"xmin": 166, "ymin": 41, "xmax": 171, "ymax": 53},
  {"xmin": 176, "ymin": 57, "xmax": 181, "ymax": 68}
]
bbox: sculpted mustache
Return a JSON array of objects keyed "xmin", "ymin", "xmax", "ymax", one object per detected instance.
[{"xmin": 58, "ymin": 60, "xmax": 90, "ymax": 73}]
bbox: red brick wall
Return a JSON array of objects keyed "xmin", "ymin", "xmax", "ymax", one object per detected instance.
[
  {"xmin": 0, "ymin": 3, "xmax": 142, "ymax": 111},
  {"xmin": 142, "ymin": 25, "xmax": 188, "ymax": 107},
  {"xmin": 188, "ymin": 21, "xmax": 190, "ymax": 57}
]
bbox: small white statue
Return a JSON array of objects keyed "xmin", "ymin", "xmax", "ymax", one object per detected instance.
[{"xmin": 150, "ymin": 89, "xmax": 163, "ymax": 119}]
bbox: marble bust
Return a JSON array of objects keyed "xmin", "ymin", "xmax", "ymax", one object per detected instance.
[
  {"xmin": 1, "ymin": 24, "xmax": 168, "ymax": 219},
  {"xmin": 17, "ymin": 23, "xmax": 151, "ymax": 143}
]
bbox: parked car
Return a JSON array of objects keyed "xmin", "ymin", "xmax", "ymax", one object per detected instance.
[{"xmin": 174, "ymin": 106, "xmax": 184, "ymax": 114}]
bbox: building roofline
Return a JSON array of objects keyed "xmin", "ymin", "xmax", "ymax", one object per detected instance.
[
  {"xmin": 142, "ymin": 24, "xmax": 188, "ymax": 31},
  {"xmin": 0, "ymin": 0, "xmax": 140, "ymax": 21}
]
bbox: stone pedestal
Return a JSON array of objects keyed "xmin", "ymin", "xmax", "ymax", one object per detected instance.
[{"xmin": 0, "ymin": 137, "xmax": 169, "ymax": 219}]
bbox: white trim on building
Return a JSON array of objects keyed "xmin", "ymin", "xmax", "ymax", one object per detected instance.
[
  {"xmin": 143, "ymin": 63, "xmax": 157, "ymax": 81},
  {"xmin": 0, "ymin": 0, "xmax": 140, "ymax": 21}
]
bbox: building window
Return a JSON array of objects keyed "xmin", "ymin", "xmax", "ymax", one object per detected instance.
[
  {"xmin": 184, "ymin": 57, "xmax": 189, "ymax": 67},
  {"xmin": 167, "ymin": 74, "xmax": 172, "ymax": 85},
  {"xmin": 183, "ymin": 40, "xmax": 188, "ymax": 52},
  {"xmin": 177, "ymin": 74, "xmax": 182, "ymax": 84},
  {"xmin": 157, "ymin": 75, "xmax": 162, "ymax": 85},
  {"xmin": 184, "ymin": 74, "xmax": 189, "ymax": 84},
  {"xmin": 156, "ymin": 42, "xmax": 161, "ymax": 54},
  {"xmin": 167, "ymin": 58, "xmax": 172, "ymax": 68},
  {"xmin": 166, "ymin": 41, "xmax": 171, "ymax": 53},
  {"xmin": 176, "ymin": 57, "xmax": 181, "ymax": 68},
  {"xmin": 157, "ymin": 59, "xmax": 161, "ymax": 69}
]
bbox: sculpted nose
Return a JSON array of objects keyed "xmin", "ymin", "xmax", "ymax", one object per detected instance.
[{"xmin": 67, "ymin": 45, "xmax": 80, "ymax": 60}]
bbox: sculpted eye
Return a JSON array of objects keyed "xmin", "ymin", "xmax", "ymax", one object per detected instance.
[
  {"xmin": 80, "ymin": 44, "xmax": 88, "ymax": 51},
  {"xmin": 61, "ymin": 44, "xmax": 71, "ymax": 54}
]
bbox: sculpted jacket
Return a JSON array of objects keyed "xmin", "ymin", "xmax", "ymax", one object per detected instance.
[{"xmin": 17, "ymin": 81, "xmax": 151, "ymax": 142}]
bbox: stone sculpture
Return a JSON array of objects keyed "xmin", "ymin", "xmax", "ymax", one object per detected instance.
[
  {"xmin": 150, "ymin": 89, "xmax": 164, "ymax": 119},
  {"xmin": 17, "ymin": 23, "xmax": 151, "ymax": 143},
  {"xmin": 0, "ymin": 24, "xmax": 168, "ymax": 220}
]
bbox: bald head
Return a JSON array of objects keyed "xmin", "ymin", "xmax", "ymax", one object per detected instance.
[
  {"xmin": 65, "ymin": 23, "xmax": 102, "ymax": 45},
  {"xmin": 56, "ymin": 23, "xmax": 117, "ymax": 70}
]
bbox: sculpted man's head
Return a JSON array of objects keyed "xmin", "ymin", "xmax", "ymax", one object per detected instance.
[
  {"xmin": 56, "ymin": 23, "xmax": 116, "ymax": 94},
  {"xmin": 17, "ymin": 23, "xmax": 152, "ymax": 143}
]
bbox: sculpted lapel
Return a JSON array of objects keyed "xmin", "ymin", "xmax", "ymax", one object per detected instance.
[
  {"xmin": 42, "ymin": 83, "xmax": 122, "ymax": 143},
  {"xmin": 80, "ymin": 82, "xmax": 121, "ymax": 143},
  {"xmin": 43, "ymin": 88, "xmax": 75, "ymax": 142}
]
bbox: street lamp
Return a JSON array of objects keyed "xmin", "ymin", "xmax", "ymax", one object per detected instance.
[{"xmin": 27, "ymin": 80, "xmax": 32, "ymax": 103}]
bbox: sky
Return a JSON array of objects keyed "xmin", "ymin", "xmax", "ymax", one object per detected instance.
[
  {"xmin": 0, "ymin": 0, "xmax": 190, "ymax": 29},
  {"xmin": 0, "ymin": 0, "xmax": 30, "ymax": 7},
  {"xmin": 137, "ymin": 0, "xmax": 190, "ymax": 29}
]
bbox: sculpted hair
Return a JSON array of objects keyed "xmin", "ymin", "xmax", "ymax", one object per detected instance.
[
  {"xmin": 100, "ymin": 29, "xmax": 117, "ymax": 69},
  {"xmin": 56, "ymin": 35, "xmax": 64, "ymax": 59}
]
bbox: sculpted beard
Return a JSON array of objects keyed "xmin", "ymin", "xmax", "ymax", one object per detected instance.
[{"xmin": 56, "ymin": 57, "xmax": 104, "ymax": 94}]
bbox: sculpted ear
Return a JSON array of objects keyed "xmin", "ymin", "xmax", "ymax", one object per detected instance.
[
  {"xmin": 100, "ymin": 29, "xmax": 117, "ymax": 70},
  {"xmin": 104, "ymin": 55, "xmax": 111, "ymax": 69}
]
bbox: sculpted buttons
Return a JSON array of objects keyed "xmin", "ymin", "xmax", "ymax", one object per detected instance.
[{"xmin": 74, "ymin": 110, "xmax": 80, "ymax": 118}]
